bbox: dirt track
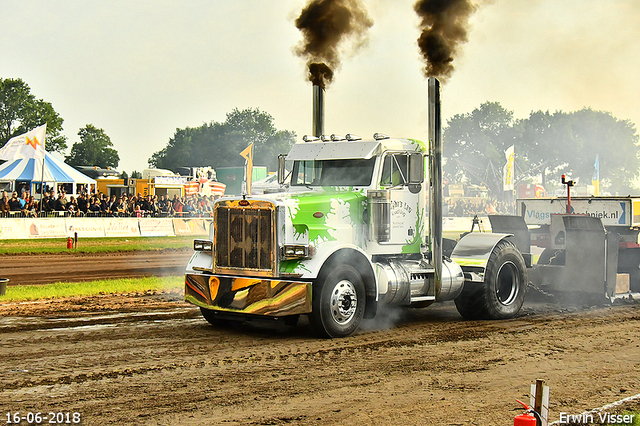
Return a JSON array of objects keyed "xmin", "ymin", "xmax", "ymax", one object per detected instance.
[
  {"xmin": 1, "ymin": 249, "xmax": 194, "ymax": 285},
  {"xmin": 1, "ymin": 267, "xmax": 639, "ymax": 426}
]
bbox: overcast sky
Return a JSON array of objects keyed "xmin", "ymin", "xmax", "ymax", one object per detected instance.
[{"xmin": 2, "ymin": 0, "xmax": 639, "ymax": 175}]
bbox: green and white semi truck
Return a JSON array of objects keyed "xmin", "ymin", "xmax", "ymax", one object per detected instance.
[{"xmin": 184, "ymin": 78, "xmax": 530, "ymax": 337}]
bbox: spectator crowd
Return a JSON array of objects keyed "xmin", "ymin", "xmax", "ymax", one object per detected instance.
[
  {"xmin": 0, "ymin": 190, "xmax": 217, "ymax": 218},
  {"xmin": 2, "ymin": 188, "xmax": 517, "ymax": 219},
  {"xmin": 447, "ymin": 197, "xmax": 513, "ymax": 217}
]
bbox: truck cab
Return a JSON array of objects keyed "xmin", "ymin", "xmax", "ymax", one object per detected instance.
[
  {"xmin": 185, "ymin": 134, "xmax": 528, "ymax": 337},
  {"xmin": 185, "ymin": 79, "xmax": 529, "ymax": 337}
]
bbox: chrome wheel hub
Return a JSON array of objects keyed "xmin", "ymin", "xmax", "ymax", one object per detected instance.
[
  {"xmin": 496, "ymin": 261, "xmax": 519, "ymax": 305},
  {"xmin": 330, "ymin": 279, "xmax": 357, "ymax": 325}
]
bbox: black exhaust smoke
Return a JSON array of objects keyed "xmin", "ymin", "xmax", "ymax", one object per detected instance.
[
  {"xmin": 415, "ymin": 0, "xmax": 477, "ymax": 80},
  {"xmin": 295, "ymin": 0, "xmax": 373, "ymax": 89}
]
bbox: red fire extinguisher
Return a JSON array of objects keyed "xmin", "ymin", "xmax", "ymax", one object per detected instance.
[
  {"xmin": 514, "ymin": 400, "xmax": 538, "ymax": 426},
  {"xmin": 67, "ymin": 237, "xmax": 73, "ymax": 249}
]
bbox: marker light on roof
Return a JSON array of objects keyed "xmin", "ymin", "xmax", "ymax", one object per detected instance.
[{"xmin": 374, "ymin": 133, "xmax": 390, "ymax": 140}]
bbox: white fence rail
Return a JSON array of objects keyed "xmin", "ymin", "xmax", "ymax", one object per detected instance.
[{"xmin": 0, "ymin": 217, "xmax": 211, "ymax": 239}]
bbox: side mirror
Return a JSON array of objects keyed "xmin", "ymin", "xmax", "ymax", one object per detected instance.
[
  {"xmin": 408, "ymin": 153, "xmax": 424, "ymax": 184},
  {"xmin": 277, "ymin": 154, "xmax": 286, "ymax": 185}
]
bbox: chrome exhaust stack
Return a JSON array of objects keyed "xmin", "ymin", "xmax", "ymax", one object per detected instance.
[
  {"xmin": 312, "ymin": 84, "xmax": 325, "ymax": 138},
  {"xmin": 428, "ymin": 77, "xmax": 443, "ymax": 295}
]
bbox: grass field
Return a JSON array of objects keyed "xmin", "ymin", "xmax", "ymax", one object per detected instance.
[
  {"xmin": 0, "ymin": 233, "xmax": 471, "ymax": 255},
  {"xmin": 0, "ymin": 237, "xmax": 191, "ymax": 301},
  {"xmin": 0, "ymin": 276, "xmax": 183, "ymax": 302},
  {"xmin": 0, "ymin": 236, "xmax": 196, "ymax": 255}
]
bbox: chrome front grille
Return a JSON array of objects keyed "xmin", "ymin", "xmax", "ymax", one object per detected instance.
[{"xmin": 215, "ymin": 202, "xmax": 274, "ymax": 275}]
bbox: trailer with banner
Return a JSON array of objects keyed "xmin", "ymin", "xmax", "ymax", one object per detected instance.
[{"xmin": 512, "ymin": 196, "xmax": 640, "ymax": 299}]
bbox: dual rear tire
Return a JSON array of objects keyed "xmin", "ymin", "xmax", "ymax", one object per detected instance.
[{"xmin": 455, "ymin": 239, "xmax": 527, "ymax": 320}]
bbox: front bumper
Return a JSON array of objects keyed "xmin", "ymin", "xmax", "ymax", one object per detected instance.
[{"xmin": 185, "ymin": 273, "xmax": 312, "ymax": 316}]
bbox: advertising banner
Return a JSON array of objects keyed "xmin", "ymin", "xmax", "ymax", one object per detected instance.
[
  {"xmin": 517, "ymin": 198, "xmax": 632, "ymax": 227},
  {"xmin": 65, "ymin": 218, "xmax": 106, "ymax": 238},
  {"xmin": 173, "ymin": 218, "xmax": 209, "ymax": 236},
  {"xmin": 104, "ymin": 218, "xmax": 141, "ymax": 237},
  {"xmin": 25, "ymin": 218, "xmax": 67, "ymax": 238},
  {"xmin": 139, "ymin": 218, "xmax": 175, "ymax": 237},
  {"xmin": 0, "ymin": 218, "xmax": 27, "ymax": 240}
]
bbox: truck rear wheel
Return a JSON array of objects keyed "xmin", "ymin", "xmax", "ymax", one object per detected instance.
[
  {"xmin": 455, "ymin": 239, "xmax": 527, "ymax": 320},
  {"xmin": 310, "ymin": 263, "xmax": 366, "ymax": 338}
]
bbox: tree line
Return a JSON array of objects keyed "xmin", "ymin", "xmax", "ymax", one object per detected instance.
[
  {"xmin": 444, "ymin": 101, "xmax": 640, "ymax": 196},
  {"xmin": 148, "ymin": 108, "xmax": 296, "ymax": 172},
  {"xmin": 2, "ymin": 77, "xmax": 639, "ymax": 196},
  {"xmin": 0, "ymin": 78, "xmax": 119, "ymax": 169},
  {"xmin": 0, "ymin": 78, "xmax": 295, "ymax": 174}
]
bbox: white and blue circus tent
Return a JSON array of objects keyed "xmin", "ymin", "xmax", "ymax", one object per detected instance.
[{"xmin": 0, "ymin": 152, "xmax": 96, "ymax": 195}]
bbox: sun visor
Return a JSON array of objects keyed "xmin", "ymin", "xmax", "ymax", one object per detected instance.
[{"xmin": 286, "ymin": 141, "xmax": 381, "ymax": 161}]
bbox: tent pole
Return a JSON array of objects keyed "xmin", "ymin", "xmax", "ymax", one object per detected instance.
[{"xmin": 39, "ymin": 155, "xmax": 45, "ymax": 215}]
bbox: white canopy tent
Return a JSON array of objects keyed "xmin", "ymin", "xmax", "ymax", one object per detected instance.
[{"xmin": 0, "ymin": 152, "xmax": 96, "ymax": 197}]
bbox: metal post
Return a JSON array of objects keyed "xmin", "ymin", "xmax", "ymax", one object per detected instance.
[
  {"xmin": 562, "ymin": 174, "xmax": 574, "ymax": 214},
  {"xmin": 428, "ymin": 77, "xmax": 443, "ymax": 294},
  {"xmin": 312, "ymin": 85, "xmax": 325, "ymax": 138},
  {"xmin": 534, "ymin": 379, "xmax": 544, "ymax": 426}
]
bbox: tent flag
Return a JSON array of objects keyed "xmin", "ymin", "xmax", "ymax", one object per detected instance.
[
  {"xmin": 0, "ymin": 124, "xmax": 46, "ymax": 160},
  {"xmin": 592, "ymin": 154, "xmax": 600, "ymax": 196},
  {"xmin": 240, "ymin": 143, "xmax": 254, "ymax": 194},
  {"xmin": 503, "ymin": 144, "xmax": 515, "ymax": 191}
]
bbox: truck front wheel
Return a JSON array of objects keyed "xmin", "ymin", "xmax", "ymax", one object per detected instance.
[
  {"xmin": 455, "ymin": 239, "xmax": 527, "ymax": 320},
  {"xmin": 310, "ymin": 263, "xmax": 366, "ymax": 338},
  {"xmin": 200, "ymin": 307, "xmax": 235, "ymax": 327}
]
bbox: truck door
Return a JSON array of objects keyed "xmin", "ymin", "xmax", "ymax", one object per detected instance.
[{"xmin": 379, "ymin": 153, "xmax": 422, "ymax": 249}]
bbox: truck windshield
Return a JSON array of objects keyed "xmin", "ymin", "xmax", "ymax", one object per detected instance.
[{"xmin": 291, "ymin": 158, "xmax": 376, "ymax": 187}]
